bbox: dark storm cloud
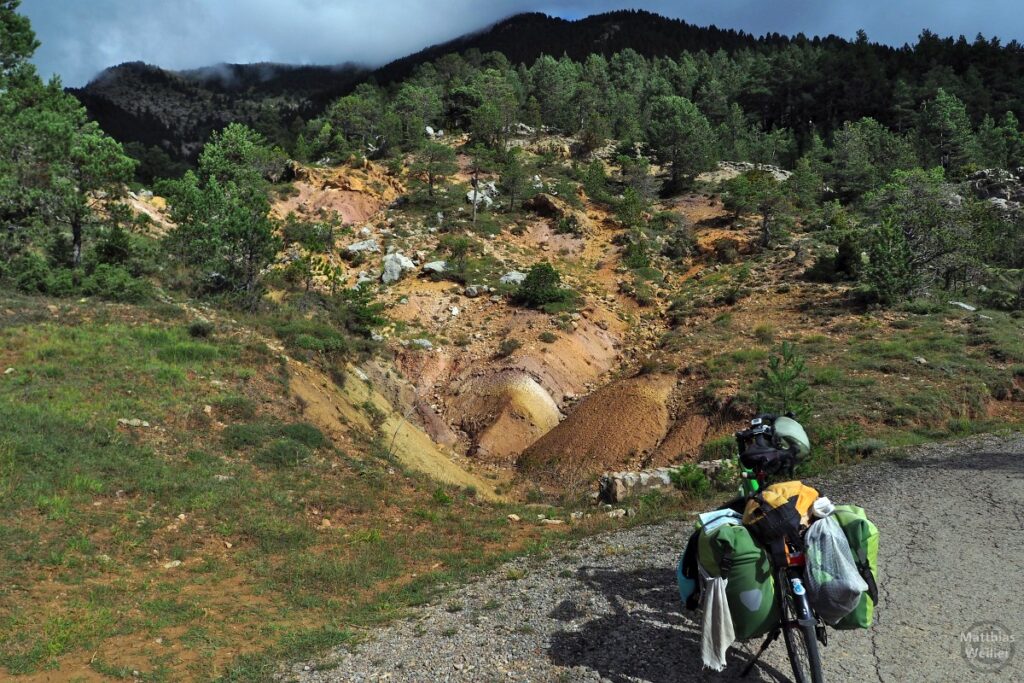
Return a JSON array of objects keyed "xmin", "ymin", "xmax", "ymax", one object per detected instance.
[{"xmin": 21, "ymin": 0, "xmax": 1024, "ymax": 87}]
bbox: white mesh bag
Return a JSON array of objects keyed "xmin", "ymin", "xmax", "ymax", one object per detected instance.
[{"xmin": 805, "ymin": 514, "xmax": 869, "ymax": 623}]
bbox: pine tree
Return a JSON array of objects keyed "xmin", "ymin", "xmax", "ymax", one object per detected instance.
[{"xmin": 411, "ymin": 142, "xmax": 457, "ymax": 197}]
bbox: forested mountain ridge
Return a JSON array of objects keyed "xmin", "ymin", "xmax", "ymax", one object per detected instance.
[{"xmin": 74, "ymin": 8, "xmax": 1024, "ymax": 177}]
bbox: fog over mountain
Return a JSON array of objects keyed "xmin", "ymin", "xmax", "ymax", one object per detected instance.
[{"xmin": 23, "ymin": 0, "xmax": 1024, "ymax": 87}]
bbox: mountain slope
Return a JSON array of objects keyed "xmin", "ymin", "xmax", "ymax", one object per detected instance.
[{"xmin": 70, "ymin": 10, "xmax": 774, "ymax": 163}]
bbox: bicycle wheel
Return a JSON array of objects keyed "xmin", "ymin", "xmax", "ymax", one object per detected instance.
[{"xmin": 780, "ymin": 582, "xmax": 825, "ymax": 683}]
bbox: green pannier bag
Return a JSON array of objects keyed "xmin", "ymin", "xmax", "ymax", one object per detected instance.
[
  {"xmin": 831, "ymin": 504, "xmax": 880, "ymax": 629},
  {"xmin": 697, "ymin": 524, "xmax": 780, "ymax": 640}
]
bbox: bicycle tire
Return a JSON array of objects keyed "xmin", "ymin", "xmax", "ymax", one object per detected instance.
[{"xmin": 781, "ymin": 579, "xmax": 825, "ymax": 683}]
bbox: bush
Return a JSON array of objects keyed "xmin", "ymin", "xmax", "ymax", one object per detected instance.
[
  {"xmin": 513, "ymin": 263, "xmax": 574, "ymax": 311},
  {"xmin": 255, "ymin": 438, "xmax": 312, "ymax": 469},
  {"xmin": 213, "ymin": 394, "xmax": 257, "ymax": 420},
  {"xmin": 497, "ymin": 338, "xmax": 522, "ymax": 357},
  {"xmin": 753, "ymin": 324, "xmax": 775, "ymax": 344},
  {"xmin": 81, "ymin": 264, "xmax": 150, "ymax": 302},
  {"xmin": 188, "ymin": 320, "xmax": 215, "ymax": 338},
  {"xmin": 754, "ymin": 342, "xmax": 811, "ymax": 421},
  {"xmin": 279, "ymin": 423, "xmax": 327, "ymax": 449},
  {"xmin": 860, "ymin": 219, "xmax": 919, "ymax": 305},
  {"xmin": 669, "ymin": 464, "xmax": 711, "ymax": 496},
  {"xmin": 11, "ymin": 253, "xmax": 50, "ymax": 293},
  {"xmin": 94, "ymin": 225, "xmax": 134, "ymax": 266},
  {"xmin": 538, "ymin": 331, "xmax": 558, "ymax": 343}
]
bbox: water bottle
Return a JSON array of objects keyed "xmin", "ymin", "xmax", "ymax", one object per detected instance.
[{"xmin": 791, "ymin": 577, "xmax": 807, "ymax": 596}]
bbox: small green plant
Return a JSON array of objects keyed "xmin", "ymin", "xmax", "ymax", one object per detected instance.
[
  {"xmin": 669, "ymin": 464, "xmax": 711, "ymax": 496},
  {"xmin": 755, "ymin": 342, "xmax": 811, "ymax": 421},
  {"xmin": 753, "ymin": 324, "xmax": 775, "ymax": 344},
  {"xmin": 711, "ymin": 460, "xmax": 739, "ymax": 490},
  {"xmin": 432, "ymin": 488, "xmax": 452, "ymax": 507},
  {"xmin": 188, "ymin": 320, "xmax": 215, "ymax": 338},
  {"xmin": 254, "ymin": 438, "xmax": 312, "ymax": 469},
  {"xmin": 539, "ymin": 331, "xmax": 558, "ymax": 343},
  {"xmin": 496, "ymin": 338, "xmax": 522, "ymax": 358}
]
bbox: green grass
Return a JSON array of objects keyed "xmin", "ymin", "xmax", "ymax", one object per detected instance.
[{"xmin": 0, "ymin": 306, "xmax": 654, "ymax": 681}]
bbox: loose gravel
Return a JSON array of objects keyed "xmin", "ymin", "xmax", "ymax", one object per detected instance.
[{"xmin": 283, "ymin": 434, "xmax": 1024, "ymax": 682}]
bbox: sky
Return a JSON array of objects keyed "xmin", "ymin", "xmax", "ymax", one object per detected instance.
[{"xmin": 21, "ymin": 0, "xmax": 1024, "ymax": 87}]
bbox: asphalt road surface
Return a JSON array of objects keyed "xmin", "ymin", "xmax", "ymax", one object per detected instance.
[{"xmin": 286, "ymin": 434, "xmax": 1024, "ymax": 682}]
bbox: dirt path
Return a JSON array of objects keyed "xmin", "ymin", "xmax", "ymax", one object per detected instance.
[{"xmin": 284, "ymin": 434, "xmax": 1024, "ymax": 683}]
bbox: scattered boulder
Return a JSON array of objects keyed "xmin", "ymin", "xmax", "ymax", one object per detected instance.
[
  {"xmin": 696, "ymin": 161, "xmax": 793, "ymax": 184},
  {"xmin": 464, "ymin": 285, "xmax": 484, "ymax": 298},
  {"xmin": 410, "ymin": 338, "xmax": 434, "ymax": 350},
  {"xmin": 967, "ymin": 168, "xmax": 1024, "ymax": 203},
  {"xmin": 382, "ymin": 253, "xmax": 415, "ymax": 284},
  {"xmin": 949, "ymin": 301, "xmax": 977, "ymax": 312},
  {"xmin": 500, "ymin": 271, "xmax": 527, "ymax": 286},
  {"xmin": 466, "ymin": 181, "xmax": 499, "ymax": 208},
  {"xmin": 346, "ymin": 239, "xmax": 380, "ymax": 254},
  {"xmin": 422, "ymin": 260, "xmax": 447, "ymax": 275}
]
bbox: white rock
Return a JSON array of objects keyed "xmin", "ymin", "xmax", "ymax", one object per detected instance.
[
  {"xmin": 410, "ymin": 338, "xmax": 434, "ymax": 350},
  {"xmin": 382, "ymin": 253, "xmax": 416, "ymax": 284},
  {"xmin": 507, "ymin": 514, "xmax": 521, "ymax": 522},
  {"xmin": 162, "ymin": 560, "xmax": 182, "ymax": 569},
  {"xmin": 500, "ymin": 271, "xmax": 527, "ymax": 286},
  {"xmin": 347, "ymin": 239, "xmax": 380, "ymax": 254},
  {"xmin": 541, "ymin": 518, "xmax": 565, "ymax": 525},
  {"xmin": 949, "ymin": 301, "xmax": 977, "ymax": 312},
  {"xmin": 3, "ymin": 368, "xmax": 13, "ymax": 375},
  {"xmin": 450, "ymin": 306, "xmax": 460, "ymax": 317},
  {"xmin": 423, "ymin": 260, "xmax": 447, "ymax": 274},
  {"xmin": 607, "ymin": 509, "xmax": 627, "ymax": 519}
]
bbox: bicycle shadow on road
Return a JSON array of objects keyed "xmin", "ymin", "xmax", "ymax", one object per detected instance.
[{"xmin": 546, "ymin": 565, "xmax": 793, "ymax": 683}]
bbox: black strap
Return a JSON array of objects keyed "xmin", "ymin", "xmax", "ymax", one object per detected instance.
[
  {"xmin": 719, "ymin": 548, "xmax": 734, "ymax": 575},
  {"xmin": 858, "ymin": 561, "xmax": 879, "ymax": 604}
]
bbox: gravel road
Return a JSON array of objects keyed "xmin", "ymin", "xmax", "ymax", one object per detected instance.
[{"xmin": 285, "ymin": 434, "xmax": 1024, "ymax": 682}]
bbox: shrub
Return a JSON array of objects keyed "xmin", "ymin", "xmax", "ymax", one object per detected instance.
[
  {"xmin": 188, "ymin": 320, "xmax": 215, "ymax": 338},
  {"xmin": 669, "ymin": 464, "xmax": 711, "ymax": 496},
  {"xmin": 539, "ymin": 331, "xmax": 558, "ymax": 343},
  {"xmin": 859, "ymin": 219, "xmax": 919, "ymax": 305},
  {"xmin": 213, "ymin": 394, "xmax": 257, "ymax": 420},
  {"xmin": 279, "ymin": 423, "xmax": 327, "ymax": 449},
  {"xmin": 255, "ymin": 438, "xmax": 312, "ymax": 469},
  {"xmin": 622, "ymin": 238, "xmax": 650, "ymax": 269},
  {"xmin": 513, "ymin": 263, "xmax": 574, "ymax": 311},
  {"xmin": 497, "ymin": 338, "xmax": 522, "ymax": 357},
  {"xmin": 11, "ymin": 253, "xmax": 50, "ymax": 293},
  {"xmin": 844, "ymin": 438, "xmax": 887, "ymax": 456},
  {"xmin": 94, "ymin": 225, "xmax": 134, "ymax": 266},
  {"xmin": 753, "ymin": 324, "xmax": 775, "ymax": 344},
  {"xmin": 755, "ymin": 342, "xmax": 811, "ymax": 421},
  {"xmin": 81, "ymin": 264, "xmax": 150, "ymax": 302}
]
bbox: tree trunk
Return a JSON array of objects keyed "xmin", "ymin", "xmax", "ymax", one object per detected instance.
[
  {"xmin": 761, "ymin": 214, "xmax": 772, "ymax": 248},
  {"xmin": 471, "ymin": 172, "xmax": 479, "ymax": 225},
  {"xmin": 71, "ymin": 216, "xmax": 83, "ymax": 267}
]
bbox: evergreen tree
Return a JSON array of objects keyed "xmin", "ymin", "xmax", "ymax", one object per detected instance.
[
  {"xmin": 916, "ymin": 88, "xmax": 979, "ymax": 176},
  {"xmin": 161, "ymin": 125, "xmax": 280, "ymax": 308},
  {"xmin": 645, "ymin": 95, "xmax": 717, "ymax": 191},
  {"xmin": 411, "ymin": 141, "xmax": 457, "ymax": 197},
  {"xmin": 498, "ymin": 148, "xmax": 529, "ymax": 211}
]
